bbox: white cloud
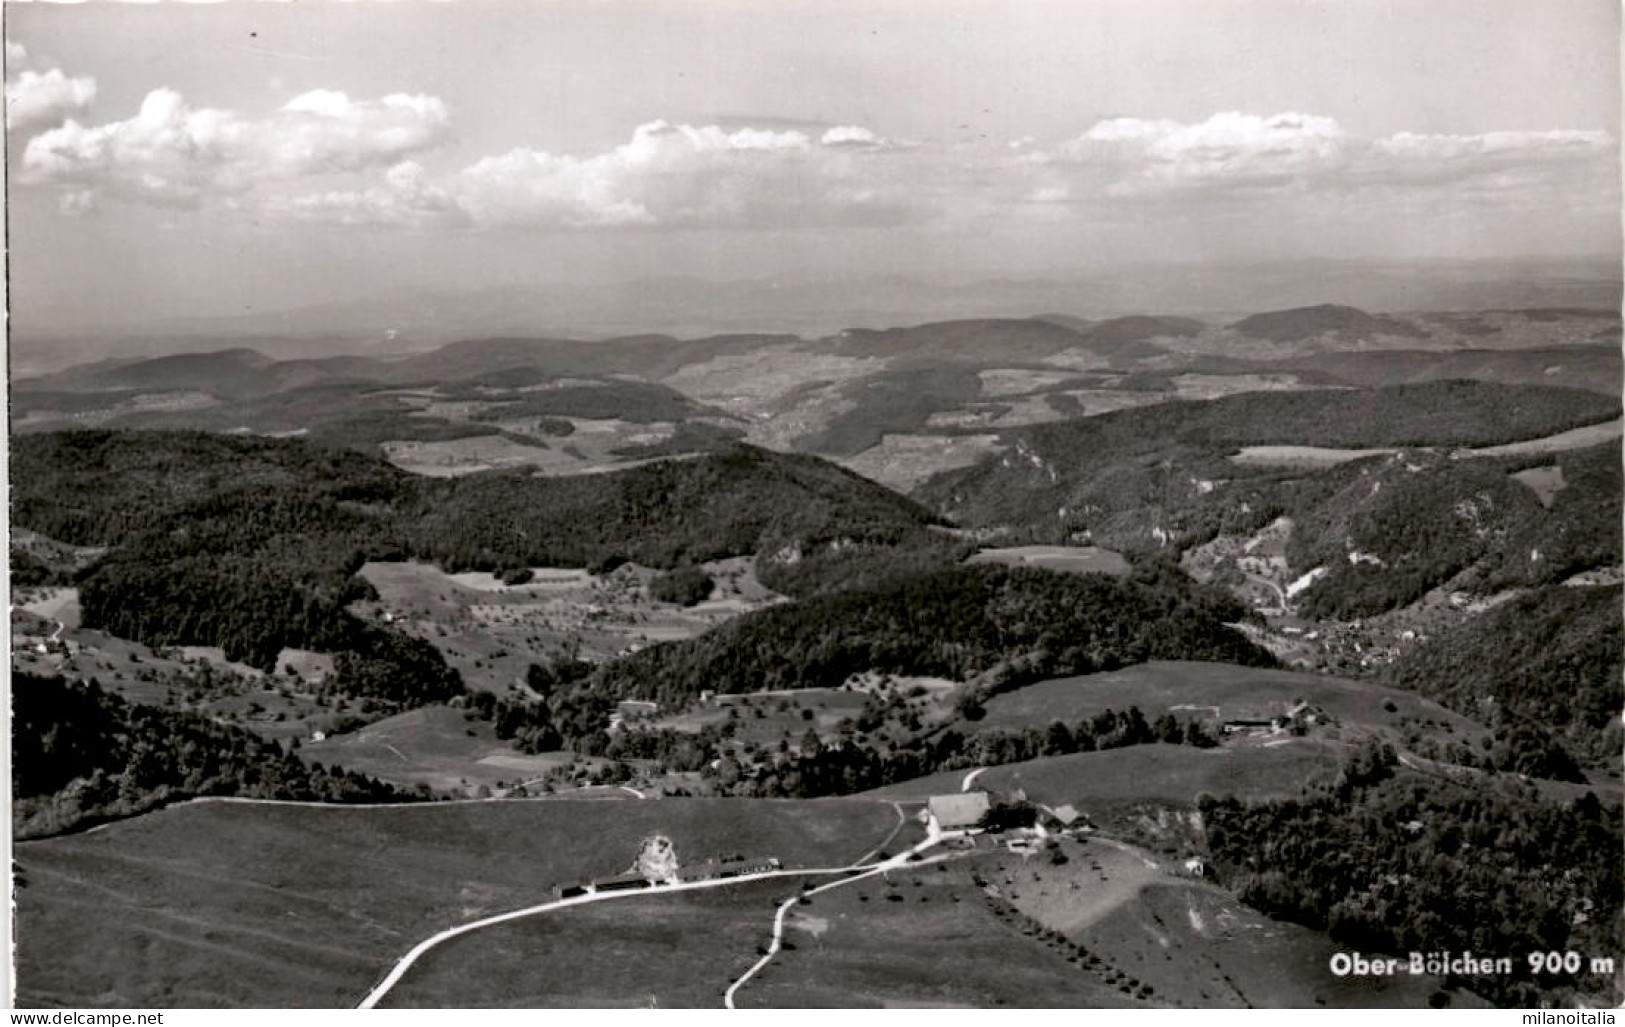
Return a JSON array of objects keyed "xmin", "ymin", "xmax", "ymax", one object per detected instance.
[
  {"xmin": 1022, "ymin": 111, "xmax": 1615, "ymax": 207},
  {"xmin": 1041, "ymin": 111, "xmax": 1349, "ymax": 194},
  {"xmin": 21, "ymin": 87, "xmax": 449, "ymax": 207},
  {"xmin": 264, "ymin": 160, "xmax": 463, "ymax": 228},
  {"xmin": 1364, "ymin": 129, "xmax": 1613, "ymax": 185},
  {"xmin": 16, "ymin": 86, "xmax": 1614, "ymax": 235},
  {"xmin": 274, "ymin": 118, "xmax": 923, "ymax": 230},
  {"xmin": 7, "ymin": 66, "xmax": 98, "ymax": 135},
  {"xmin": 820, "ymin": 125, "xmax": 886, "ymax": 148},
  {"xmin": 5, "ymin": 43, "xmax": 102, "ymax": 137}
]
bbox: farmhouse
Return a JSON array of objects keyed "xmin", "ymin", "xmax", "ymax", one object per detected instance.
[
  {"xmin": 1221, "ymin": 715, "xmax": 1276, "ymax": 735},
  {"xmin": 1049, "ymin": 804, "xmax": 1086, "ymax": 828},
  {"xmin": 1280, "ymin": 701, "xmax": 1333, "ymax": 733},
  {"xmin": 928, "ymin": 791, "xmax": 991, "ymax": 832},
  {"xmin": 591, "ymin": 871, "xmax": 652, "ymax": 893},
  {"xmin": 609, "ymin": 699, "xmax": 661, "ymax": 732}
]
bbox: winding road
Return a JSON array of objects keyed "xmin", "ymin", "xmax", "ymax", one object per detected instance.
[
  {"xmin": 351, "ymin": 799, "xmax": 936, "ymax": 1009},
  {"xmin": 356, "ymin": 863, "xmax": 887, "ymax": 1009},
  {"xmin": 723, "ymin": 823, "xmax": 945, "ymax": 1009}
]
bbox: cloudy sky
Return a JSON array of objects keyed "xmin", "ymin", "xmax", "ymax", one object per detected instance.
[{"xmin": 6, "ymin": 0, "xmax": 1620, "ymax": 333}]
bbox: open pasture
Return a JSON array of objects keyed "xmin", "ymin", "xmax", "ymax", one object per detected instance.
[
  {"xmin": 16, "ymin": 586, "xmax": 83, "ymax": 628},
  {"xmin": 10, "ymin": 626, "xmax": 336, "ymax": 743},
  {"xmin": 975, "ymin": 660, "xmax": 1486, "ymax": 742},
  {"xmin": 378, "ymin": 878, "xmax": 789, "ymax": 1007},
  {"xmin": 967, "ymin": 545, "xmax": 1132, "ymax": 577},
  {"xmin": 1074, "ymin": 881, "xmax": 1470, "ymax": 1008},
  {"xmin": 1230, "ymin": 416, "xmax": 1623, "ymax": 468},
  {"xmin": 864, "ymin": 742, "xmax": 1342, "ymax": 809},
  {"xmin": 654, "ymin": 689, "xmax": 870, "ymax": 745},
  {"xmin": 13, "ymin": 797, "xmax": 900, "ymax": 1008},
  {"xmin": 838, "ymin": 432, "xmax": 1003, "ymax": 493},
  {"xmin": 302, "ymin": 704, "xmax": 568, "ymax": 793},
  {"xmin": 356, "ymin": 559, "xmax": 780, "ymax": 691},
  {"xmin": 1510, "ymin": 464, "xmax": 1567, "ymax": 507},
  {"xmin": 740, "ymin": 857, "xmax": 1140, "ymax": 1008}
]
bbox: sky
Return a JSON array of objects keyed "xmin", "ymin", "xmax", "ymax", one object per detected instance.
[{"xmin": 5, "ymin": 0, "xmax": 1621, "ymax": 335}]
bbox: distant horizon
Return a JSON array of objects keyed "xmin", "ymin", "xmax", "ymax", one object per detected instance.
[
  {"xmin": 14, "ymin": 251, "xmax": 1621, "ymax": 333},
  {"xmin": 11, "ymin": 252, "xmax": 1621, "ymax": 379},
  {"xmin": 7, "ymin": 0, "xmax": 1619, "ymax": 352}
]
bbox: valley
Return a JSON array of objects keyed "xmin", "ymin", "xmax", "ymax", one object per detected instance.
[{"xmin": 10, "ymin": 302, "xmax": 1621, "ymax": 1010}]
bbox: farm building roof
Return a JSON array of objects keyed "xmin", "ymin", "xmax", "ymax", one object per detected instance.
[
  {"xmin": 1051, "ymin": 804, "xmax": 1083, "ymax": 826},
  {"xmin": 929, "ymin": 791, "xmax": 992, "ymax": 830}
]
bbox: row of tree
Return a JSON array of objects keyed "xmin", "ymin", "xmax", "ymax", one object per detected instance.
[{"xmin": 704, "ymin": 706, "xmax": 1222, "ymax": 798}]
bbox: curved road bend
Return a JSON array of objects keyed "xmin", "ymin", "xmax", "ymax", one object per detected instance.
[
  {"xmin": 723, "ymin": 825, "xmax": 945, "ymax": 1009},
  {"xmin": 357, "ymin": 863, "xmax": 907, "ymax": 1009}
]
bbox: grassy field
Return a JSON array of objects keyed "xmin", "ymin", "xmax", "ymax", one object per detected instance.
[
  {"xmin": 965, "ymin": 834, "xmax": 1476, "ymax": 1008},
  {"xmin": 1074, "ymin": 878, "xmax": 1469, "ymax": 1008},
  {"xmin": 1469, "ymin": 416, "xmax": 1622, "ymax": 457},
  {"xmin": 864, "ymin": 742, "xmax": 1343, "ymax": 808},
  {"xmin": 974, "ymin": 661, "xmax": 1487, "ymax": 744},
  {"xmin": 1510, "ymin": 464, "xmax": 1567, "ymax": 507},
  {"xmin": 740, "ymin": 857, "xmax": 1142, "ymax": 1008},
  {"xmin": 15, "ymin": 586, "xmax": 83, "ymax": 627},
  {"xmin": 13, "ymin": 797, "xmax": 900, "ymax": 1008},
  {"xmin": 1230, "ymin": 416, "xmax": 1623, "ymax": 468},
  {"xmin": 357, "ymin": 559, "xmax": 781, "ymax": 692},
  {"xmin": 10, "ymin": 624, "xmax": 338, "ymax": 743},
  {"xmin": 380, "ymin": 878, "xmax": 790, "ymax": 1007},
  {"xmin": 382, "ymin": 813, "xmax": 1498, "ymax": 1010},
  {"xmin": 838, "ymin": 432, "xmax": 1004, "ymax": 492},
  {"xmin": 966, "ymin": 545, "xmax": 1132, "ymax": 577},
  {"xmin": 653, "ymin": 689, "xmax": 870, "ymax": 745},
  {"xmin": 302, "ymin": 704, "xmax": 570, "ymax": 793}
]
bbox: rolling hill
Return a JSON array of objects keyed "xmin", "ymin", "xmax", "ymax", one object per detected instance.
[
  {"xmin": 972, "ymin": 660, "xmax": 1486, "ymax": 746},
  {"xmin": 583, "ymin": 563, "xmax": 1273, "ymax": 709},
  {"xmin": 911, "ymin": 380, "xmax": 1621, "ymax": 553},
  {"xmin": 1229, "ymin": 304, "xmax": 1428, "ymax": 343},
  {"xmin": 9, "ymin": 431, "xmax": 955, "ymax": 685},
  {"xmin": 1383, "ymin": 584, "xmax": 1623, "ymax": 765},
  {"xmin": 815, "ymin": 318, "xmax": 1090, "ymax": 364},
  {"xmin": 1284, "ymin": 344, "xmax": 1622, "ymax": 396}
]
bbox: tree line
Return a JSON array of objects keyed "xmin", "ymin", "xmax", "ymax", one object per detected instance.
[
  {"xmin": 584, "ymin": 562, "xmax": 1273, "ymax": 709},
  {"xmin": 13, "ymin": 673, "xmax": 417, "ymax": 838}
]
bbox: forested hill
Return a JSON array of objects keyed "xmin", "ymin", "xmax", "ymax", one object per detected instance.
[
  {"xmin": 13, "ymin": 673, "xmax": 413, "ymax": 838},
  {"xmin": 583, "ymin": 562, "xmax": 1274, "ymax": 708},
  {"xmin": 10, "ymin": 431, "xmax": 954, "ymax": 682},
  {"xmin": 1282, "ymin": 440, "xmax": 1620, "ymax": 618},
  {"xmin": 912, "ymin": 381, "xmax": 1620, "ymax": 565},
  {"xmin": 1385, "ymin": 585, "xmax": 1623, "ymax": 766},
  {"xmin": 394, "ymin": 443, "xmax": 948, "ymax": 573},
  {"xmin": 1203, "ymin": 744, "xmax": 1622, "ymax": 1008}
]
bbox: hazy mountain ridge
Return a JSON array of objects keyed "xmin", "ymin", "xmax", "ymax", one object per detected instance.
[
  {"xmin": 1230, "ymin": 303, "xmax": 1429, "ymax": 343},
  {"xmin": 16, "ymin": 257, "xmax": 1618, "ymax": 374}
]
